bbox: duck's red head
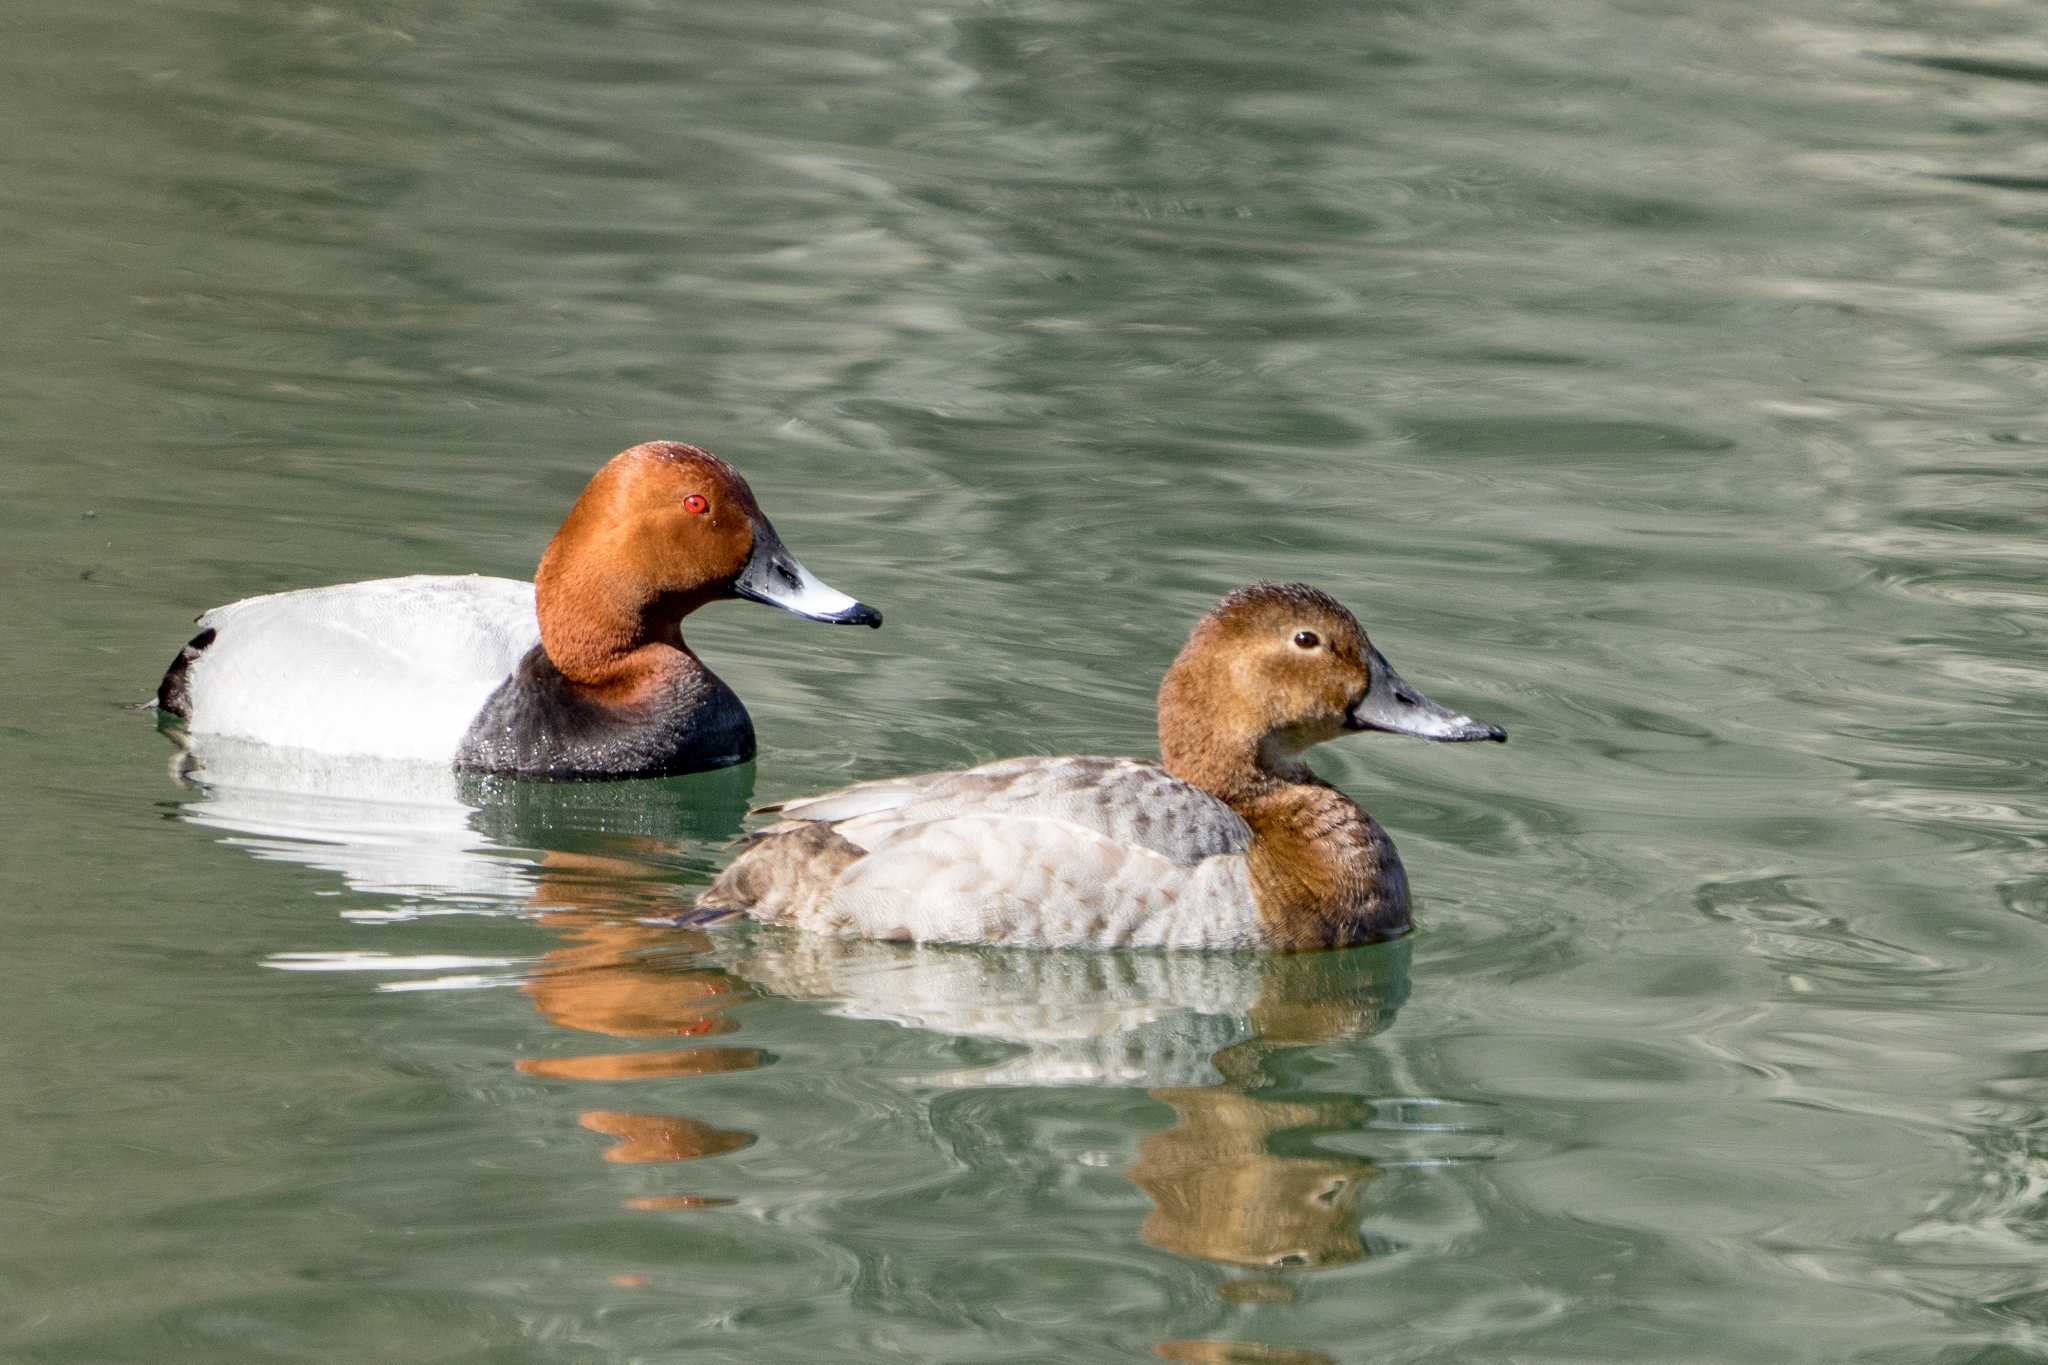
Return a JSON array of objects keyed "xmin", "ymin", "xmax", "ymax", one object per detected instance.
[{"xmin": 535, "ymin": 441, "xmax": 880, "ymax": 694}]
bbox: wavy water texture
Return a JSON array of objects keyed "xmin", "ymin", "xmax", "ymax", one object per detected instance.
[{"xmin": 5, "ymin": 0, "xmax": 2048, "ymax": 1359}]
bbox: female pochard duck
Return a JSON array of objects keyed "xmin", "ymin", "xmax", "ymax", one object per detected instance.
[
  {"xmin": 698, "ymin": 583, "xmax": 1504, "ymax": 950},
  {"xmin": 156, "ymin": 441, "xmax": 880, "ymax": 779}
]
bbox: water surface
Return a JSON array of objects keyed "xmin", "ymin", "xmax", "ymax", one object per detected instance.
[{"xmin": 6, "ymin": 0, "xmax": 2048, "ymax": 1359}]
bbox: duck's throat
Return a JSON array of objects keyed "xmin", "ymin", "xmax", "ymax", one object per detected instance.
[
  {"xmin": 1236, "ymin": 782, "xmax": 1411, "ymax": 950},
  {"xmin": 563, "ymin": 637, "xmax": 696, "ymax": 709},
  {"xmin": 534, "ymin": 543, "xmax": 718, "ymax": 689}
]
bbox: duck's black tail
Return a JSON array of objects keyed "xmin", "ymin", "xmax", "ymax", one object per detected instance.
[{"xmin": 155, "ymin": 626, "xmax": 215, "ymax": 720}]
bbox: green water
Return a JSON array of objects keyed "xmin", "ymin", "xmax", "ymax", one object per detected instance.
[{"xmin": 7, "ymin": 0, "xmax": 2048, "ymax": 1358}]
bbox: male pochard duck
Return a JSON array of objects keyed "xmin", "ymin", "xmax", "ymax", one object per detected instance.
[
  {"xmin": 156, "ymin": 441, "xmax": 881, "ymax": 780},
  {"xmin": 698, "ymin": 583, "xmax": 1504, "ymax": 950}
]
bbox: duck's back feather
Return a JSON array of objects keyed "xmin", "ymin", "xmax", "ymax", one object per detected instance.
[
  {"xmin": 764, "ymin": 756, "xmax": 1252, "ymax": 865},
  {"xmin": 168, "ymin": 574, "xmax": 539, "ymax": 763}
]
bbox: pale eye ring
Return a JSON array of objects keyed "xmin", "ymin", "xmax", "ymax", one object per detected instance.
[
  {"xmin": 1293, "ymin": 630, "xmax": 1320, "ymax": 650},
  {"xmin": 683, "ymin": 494, "xmax": 709, "ymax": 515}
]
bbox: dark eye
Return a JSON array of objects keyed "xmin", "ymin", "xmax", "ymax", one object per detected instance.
[
  {"xmin": 1293, "ymin": 630, "xmax": 1320, "ymax": 650},
  {"xmin": 683, "ymin": 494, "xmax": 709, "ymax": 515}
]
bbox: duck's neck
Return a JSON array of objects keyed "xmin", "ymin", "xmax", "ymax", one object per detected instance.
[
  {"xmin": 1161, "ymin": 715, "xmax": 1408, "ymax": 950},
  {"xmin": 537, "ymin": 545, "xmax": 720, "ymax": 709},
  {"xmin": 554, "ymin": 632, "xmax": 707, "ymax": 713}
]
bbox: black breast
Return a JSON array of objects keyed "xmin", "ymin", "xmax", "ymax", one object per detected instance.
[{"xmin": 454, "ymin": 646, "xmax": 755, "ymax": 780}]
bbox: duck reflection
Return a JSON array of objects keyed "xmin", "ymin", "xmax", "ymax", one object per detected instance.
[
  {"xmin": 168, "ymin": 745, "xmax": 754, "ymax": 902},
  {"xmin": 1128, "ymin": 954, "xmax": 1403, "ymax": 1273},
  {"xmin": 717, "ymin": 935, "xmax": 1407, "ymax": 1276},
  {"xmin": 518, "ymin": 848, "xmax": 765, "ymax": 1186},
  {"xmin": 576, "ymin": 1109, "xmax": 755, "ymax": 1165},
  {"xmin": 516, "ymin": 914, "xmax": 1408, "ymax": 1283},
  {"xmin": 174, "ymin": 751, "xmax": 1413, "ymax": 1333},
  {"xmin": 170, "ymin": 753, "xmax": 767, "ymax": 1194},
  {"xmin": 1134, "ymin": 1075, "xmax": 1373, "ymax": 1271},
  {"xmin": 521, "ymin": 908, "xmax": 748, "ymax": 1043}
]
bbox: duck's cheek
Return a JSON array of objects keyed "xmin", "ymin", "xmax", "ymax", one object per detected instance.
[{"xmin": 665, "ymin": 518, "xmax": 748, "ymax": 587}]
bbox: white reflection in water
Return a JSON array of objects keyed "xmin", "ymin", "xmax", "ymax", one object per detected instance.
[
  {"xmin": 172, "ymin": 738, "xmax": 538, "ymax": 902},
  {"xmin": 167, "ymin": 734, "xmax": 755, "ymax": 907},
  {"xmin": 720, "ymin": 934, "xmax": 1408, "ymax": 1089}
]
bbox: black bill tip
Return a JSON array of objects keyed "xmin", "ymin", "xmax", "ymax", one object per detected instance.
[{"xmin": 838, "ymin": 603, "xmax": 883, "ymax": 628}]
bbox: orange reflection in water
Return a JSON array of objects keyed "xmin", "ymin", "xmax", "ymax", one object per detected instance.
[
  {"xmin": 523, "ymin": 910, "xmax": 748, "ymax": 1038},
  {"xmin": 1129, "ymin": 955, "xmax": 1394, "ymax": 1274},
  {"xmin": 1131, "ymin": 950, "xmax": 1405, "ymax": 1364},
  {"xmin": 519, "ymin": 850, "xmax": 765, "ymax": 1205},
  {"xmin": 623, "ymin": 1193, "xmax": 735, "ymax": 1211},
  {"xmin": 517, "ymin": 1045, "xmax": 765, "ymax": 1081},
  {"xmin": 579, "ymin": 1109, "xmax": 756, "ymax": 1165},
  {"xmin": 1131, "ymin": 1084, "xmax": 1374, "ymax": 1271}
]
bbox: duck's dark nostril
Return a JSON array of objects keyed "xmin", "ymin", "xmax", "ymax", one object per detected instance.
[{"xmin": 1395, "ymin": 688, "xmax": 1419, "ymax": 706}]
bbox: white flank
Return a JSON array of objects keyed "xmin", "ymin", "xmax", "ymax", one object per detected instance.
[{"xmin": 179, "ymin": 574, "xmax": 539, "ymax": 764}]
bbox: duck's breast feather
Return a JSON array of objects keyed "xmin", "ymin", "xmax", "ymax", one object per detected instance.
[{"xmin": 181, "ymin": 574, "xmax": 539, "ymax": 762}]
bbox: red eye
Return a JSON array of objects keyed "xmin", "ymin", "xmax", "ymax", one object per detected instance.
[{"xmin": 684, "ymin": 494, "xmax": 709, "ymax": 515}]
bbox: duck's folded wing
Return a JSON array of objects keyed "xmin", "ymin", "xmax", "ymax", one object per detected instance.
[
  {"xmin": 808, "ymin": 814, "xmax": 1261, "ymax": 950},
  {"xmin": 766, "ymin": 755, "xmax": 1251, "ymax": 866}
]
